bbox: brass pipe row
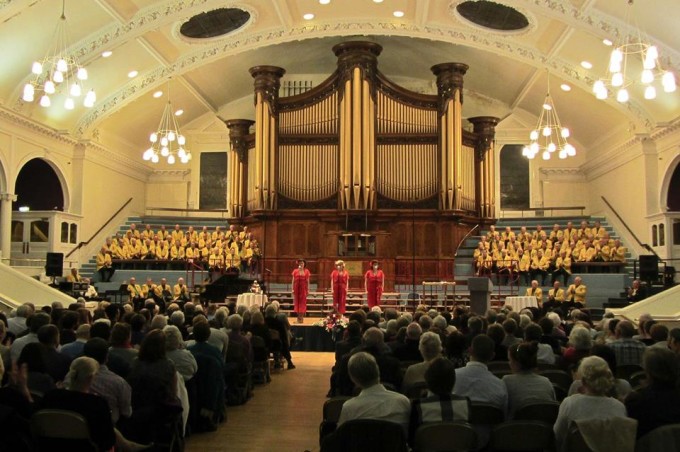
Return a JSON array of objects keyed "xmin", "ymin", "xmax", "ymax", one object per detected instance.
[
  {"xmin": 278, "ymin": 145, "xmax": 339, "ymax": 201},
  {"xmin": 279, "ymin": 92, "xmax": 339, "ymax": 135},
  {"xmin": 376, "ymin": 144, "xmax": 437, "ymax": 201},
  {"xmin": 376, "ymin": 91, "xmax": 437, "ymax": 134}
]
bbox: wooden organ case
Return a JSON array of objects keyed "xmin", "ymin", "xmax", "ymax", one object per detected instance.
[{"xmin": 224, "ymin": 42, "xmax": 499, "ymax": 288}]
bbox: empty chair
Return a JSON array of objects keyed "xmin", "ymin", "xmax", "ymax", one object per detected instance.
[
  {"xmin": 31, "ymin": 409, "xmax": 97, "ymax": 452},
  {"xmin": 513, "ymin": 400, "xmax": 560, "ymax": 425},
  {"xmin": 319, "ymin": 396, "xmax": 352, "ymax": 443},
  {"xmin": 321, "ymin": 419, "xmax": 408, "ymax": 452},
  {"xmin": 489, "ymin": 420, "xmax": 554, "ymax": 451},
  {"xmin": 413, "ymin": 421, "xmax": 477, "ymax": 452},
  {"xmin": 469, "ymin": 403, "xmax": 505, "ymax": 426},
  {"xmin": 540, "ymin": 369, "xmax": 572, "ymax": 391}
]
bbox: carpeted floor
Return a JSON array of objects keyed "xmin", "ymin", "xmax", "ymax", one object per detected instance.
[{"xmin": 185, "ymin": 351, "xmax": 335, "ymax": 452}]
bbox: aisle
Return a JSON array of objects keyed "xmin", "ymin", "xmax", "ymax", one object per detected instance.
[{"xmin": 185, "ymin": 352, "xmax": 335, "ymax": 452}]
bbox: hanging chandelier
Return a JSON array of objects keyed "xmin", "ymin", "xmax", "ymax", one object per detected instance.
[
  {"xmin": 22, "ymin": 0, "xmax": 96, "ymax": 109},
  {"xmin": 592, "ymin": 0, "xmax": 676, "ymax": 102},
  {"xmin": 523, "ymin": 72, "xmax": 576, "ymax": 160},
  {"xmin": 142, "ymin": 82, "xmax": 192, "ymax": 164}
]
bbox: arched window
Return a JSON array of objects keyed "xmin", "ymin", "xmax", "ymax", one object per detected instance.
[
  {"xmin": 499, "ymin": 144, "xmax": 529, "ymax": 210},
  {"xmin": 12, "ymin": 159, "xmax": 64, "ymax": 211},
  {"xmin": 667, "ymin": 163, "xmax": 680, "ymax": 211}
]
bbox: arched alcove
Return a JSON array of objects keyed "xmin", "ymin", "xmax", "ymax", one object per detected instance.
[
  {"xmin": 12, "ymin": 158, "xmax": 65, "ymax": 211},
  {"xmin": 499, "ymin": 144, "xmax": 529, "ymax": 210},
  {"xmin": 666, "ymin": 162, "xmax": 680, "ymax": 211}
]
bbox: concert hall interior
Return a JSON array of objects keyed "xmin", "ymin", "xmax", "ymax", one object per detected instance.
[{"xmin": 0, "ymin": 0, "xmax": 680, "ymax": 451}]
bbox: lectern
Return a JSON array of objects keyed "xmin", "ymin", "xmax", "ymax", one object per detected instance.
[{"xmin": 468, "ymin": 277, "xmax": 493, "ymax": 315}]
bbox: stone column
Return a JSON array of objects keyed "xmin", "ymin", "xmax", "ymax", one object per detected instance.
[{"xmin": 0, "ymin": 193, "xmax": 17, "ymax": 262}]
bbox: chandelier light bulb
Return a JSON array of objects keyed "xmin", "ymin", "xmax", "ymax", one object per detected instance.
[
  {"xmin": 542, "ymin": 103, "xmax": 552, "ymax": 111},
  {"xmin": 561, "ymin": 128, "xmax": 570, "ymax": 138},
  {"xmin": 547, "ymin": 142, "xmax": 556, "ymax": 152},
  {"xmin": 180, "ymin": 156, "xmax": 189, "ymax": 164},
  {"xmin": 161, "ymin": 146, "xmax": 169, "ymax": 157},
  {"xmin": 662, "ymin": 72, "xmax": 677, "ymax": 92},
  {"xmin": 645, "ymin": 46, "xmax": 658, "ymax": 63},
  {"xmin": 542, "ymin": 126, "xmax": 551, "ymax": 137},
  {"xmin": 644, "ymin": 86, "xmax": 657, "ymax": 100},
  {"xmin": 151, "ymin": 154, "xmax": 159, "ymax": 163},
  {"xmin": 168, "ymin": 155, "xmax": 176, "ymax": 164},
  {"xmin": 32, "ymin": 62, "xmax": 43, "ymax": 75},
  {"xmin": 542, "ymin": 151, "xmax": 550, "ymax": 160},
  {"xmin": 56, "ymin": 58, "xmax": 68, "ymax": 72},
  {"xmin": 149, "ymin": 133, "xmax": 158, "ymax": 143},
  {"xmin": 559, "ymin": 150, "xmax": 567, "ymax": 159},
  {"xmin": 530, "ymin": 142, "xmax": 539, "ymax": 153},
  {"xmin": 53, "ymin": 70, "xmax": 64, "ymax": 83},
  {"xmin": 84, "ymin": 90, "xmax": 96, "ymax": 107},
  {"xmin": 610, "ymin": 48, "xmax": 623, "ymax": 64},
  {"xmin": 77, "ymin": 67, "xmax": 88, "ymax": 80},
  {"xmin": 641, "ymin": 69, "xmax": 654, "ymax": 84},
  {"xmin": 70, "ymin": 83, "xmax": 81, "ymax": 97},
  {"xmin": 44, "ymin": 80, "xmax": 56, "ymax": 94},
  {"xmin": 64, "ymin": 97, "xmax": 75, "ymax": 110},
  {"xmin": 23, "ymin": 84, "xmax": 35, "ymax": 102},
  {"xmin": 167, "ymin": 131, "xmax": 176, "ymax": 142},
  {"xmin": 611, "ymin": 72, "xmax": 624, "ymax": 87},
  {"xmin": 609, "ymin": 61, "xmax": 621, "ymax": 73},
  {"xmin": 565, "ymin": 144, "xmax": 576, "ymax": 156},
  {"xmin": 522, "ymin": 146, "xmax": 530, "ymax": 157},
  {"xmin": 178, "ymin": 135, "xmax": 186, "ymax": 145},
  {"xmin": 142, "ymin": 151, "xmax": 151, "ymax": 161},
  {"xmin": 595, "ymin": 87, "xmax": 608, "ymax": 100},
  {"xmin": 616, "ymin": 88, "xmax": 629, "ymax": 103},
  {"xmin": 160, "ymin": 137, "xmax": 169, "ymax": 147},
  {"xmin": 529, "ymin": 130, "xmax": 538, "ymax": 140},
  {"xmin": 527, "ymin": 152, "xmax": 536, "ymax": 160},
  {"xmin": 178, "ymin": 148, "xmax": 186, "ymax": 158},
  {"xmin": 39, "ymin": 95, "xmax": 51, "ymax": 107}
]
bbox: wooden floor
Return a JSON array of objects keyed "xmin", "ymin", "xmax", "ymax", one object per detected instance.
[{"xmin": 185, "ymin": 352, "xmax": 335, "ymax": 452}]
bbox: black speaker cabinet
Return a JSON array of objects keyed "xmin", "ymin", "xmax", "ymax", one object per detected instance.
[
  {"xmin": 639, "ymin": 255, "xmax": 659, "ymax": 282},
  {"xmin": 45, "ymin": 252, "xmax": 64, "ymax": 277}
]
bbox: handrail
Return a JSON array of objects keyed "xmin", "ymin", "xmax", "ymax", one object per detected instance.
[
  {"xmin": 65, "ymin": 197, "xmax": 133, "ymax": 259},
  {"xmin": 601, "ymin": 196, "xmax": 658, "ymax": 257},
  {"xmin": 454, "ymin": 224, "xmax": 479, "ymax": 258},
  {"xmin": 500, "ymin": 206, "xmax": 586, "ymax": 218}
]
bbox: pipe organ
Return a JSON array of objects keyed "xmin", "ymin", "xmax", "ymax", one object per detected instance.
[
  {"xmin": 228, "ymin": 42, "xmax": 498, "ymax": 218},
  {"xmin": 224, "ymin": 42, "xmax": 499, "ymax": 280}
]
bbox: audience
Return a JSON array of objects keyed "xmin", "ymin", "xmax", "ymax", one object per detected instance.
[
  {"xmin": 610, "ymin": 320, "xmax": 646, "ymax": 367},
  {"xmin": 503, "ymin": 341, "xmax": 556, "ymax": 418},
  {"xmin": 401, "ymin": 332, "xmax": 442, "ymax": 393}
]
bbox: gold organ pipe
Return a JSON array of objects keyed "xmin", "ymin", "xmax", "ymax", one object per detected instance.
[
  {"xmin": 254, "ymin": 93, "xmax": 263, "ymax": 208},
  {"xmin": 368, "ymin": 96, "xmax": 375, "ymax": 208},
  {"xmin": 351, "ymin": 68, "xmax": 361, "ymax": 209},
  {"xmin": 447, "ymin": 99, "xmax": 455, "ymax": 209},
  {"xmin": 261, "ymin": 102, "xmax": 270, "ymax": 209},
  {"xmin": 342, "ymin": 79, "xmax": 352, "ymax": 209},
  {"xmin": 270, "ymin": 113, "xmax": 276, "ymax": 208},
  {"xmin": 453, "ymin": 90, "xmax": 462, "ymax": 211},
  {"xmin": 362, "ymin": 80, "xmax": 370, "ymax": 209}
]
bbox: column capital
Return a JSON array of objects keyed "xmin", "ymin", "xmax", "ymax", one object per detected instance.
[{"xmin": 0, "ymin": 193, "xmax": 17, "ymax": 202}]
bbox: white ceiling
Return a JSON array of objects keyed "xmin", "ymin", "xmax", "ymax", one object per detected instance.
[{"xmin": 1, "ymin": 0, "xmax": 678, "ymax": 161}]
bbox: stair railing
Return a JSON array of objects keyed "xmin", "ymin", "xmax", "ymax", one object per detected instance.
[
  {"xmin": 66, "ymin": 198, "xmax": 133, "ymax": 260},
  {"xmin": 600, "ymin": 196, "xmax": 658, "ymax": 258}
]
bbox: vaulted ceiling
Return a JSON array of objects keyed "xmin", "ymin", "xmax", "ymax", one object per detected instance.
[{"xmin": 1, "ymin": 0, "xmax": 678, "ymax": 162}]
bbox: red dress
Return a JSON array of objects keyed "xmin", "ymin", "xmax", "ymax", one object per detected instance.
[
  {"xmin": 331, "ymin": 269, "xmax": 349, "ymax": 314},
  {"xmin": 292, "ymin": 268, "xmax": 310, "ymax": 314},
  {"xmin": 365, "ymin": 269, "xmax": 384, "ymax": 308}
]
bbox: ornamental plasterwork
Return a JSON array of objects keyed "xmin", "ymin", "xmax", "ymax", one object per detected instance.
[
  {"xmin": 171, "ymin": 2, "xmax": 258, "ymax": 45},
  {"xmin": 74, "ymin": 19, "xmax": 654, "ymax": 137}
]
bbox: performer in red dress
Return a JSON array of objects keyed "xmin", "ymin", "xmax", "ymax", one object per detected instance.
[
  {"xmin": 364, "ymin": 260, "xmax": 385, "ymax": 308},
  {"xmin": 291, "ymin": 259, "xmax": 310, "ymax": 323},
  {"xmin": 330, "ymin": 260, "xmax": 349, "ymax": 314}
]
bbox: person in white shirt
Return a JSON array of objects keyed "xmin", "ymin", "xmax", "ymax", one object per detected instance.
[{"xmin": 337, "ymin": 352, "xmax": 411, "ymax": 432}]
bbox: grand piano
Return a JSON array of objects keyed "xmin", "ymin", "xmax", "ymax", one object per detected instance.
[{"xmin": 201, "ymin": 272, "xmax": 263, "ymax": 303}]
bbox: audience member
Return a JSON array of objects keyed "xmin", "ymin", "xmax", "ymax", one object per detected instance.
[
  {"xmin": 503, "ymin": 341, "xmax": 556, "ymax": 418},
  {"xmin": 402, "ymin": 332, "xmax": 442, "ymax": 393},
  {"xmin": 610, "ymin": 320, "xmax": 646, "ymax": 367}
]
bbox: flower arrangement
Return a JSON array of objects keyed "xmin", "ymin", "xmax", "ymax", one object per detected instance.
[{"xmin": 314, "ymin": 309, "xmax": 348, "ymax": 333}]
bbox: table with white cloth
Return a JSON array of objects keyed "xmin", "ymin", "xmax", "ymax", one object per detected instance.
[
  {"xmin": 504, "ymin": 296, "xmax": 539, "ymax": 311},
  {"xmin": 237, "ymin": 293, "xmax": 267, "ymax": 308}
]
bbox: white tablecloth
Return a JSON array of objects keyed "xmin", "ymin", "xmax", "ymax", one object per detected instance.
[
  {"xmin": 237, "ymin": 293, "xmax": 267, "ymax": 308},
  {"xmin": 504, "ymin": 296, "xmax": 538, "ymax": 311}
]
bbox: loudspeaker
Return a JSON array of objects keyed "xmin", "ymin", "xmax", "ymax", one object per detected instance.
[
  {"xmin": 45, "ymin": 252, "xmax": 64, "ymax": 277},
  {"xmin": 639, "ymin": 255, "xmax": 659, "ymax": 282}
]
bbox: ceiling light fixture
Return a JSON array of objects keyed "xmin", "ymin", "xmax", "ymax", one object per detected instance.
[
  {"xmin": 593, "ymin": 0, "xmax": 676, "ymax": 102},
  {"xmin": 142, "ymin": 80, "xmax": 192, "ymax": 165},
  {"xmin": 319, "ymin": 0, "xmax": 331, "ymax": 4},
  {"xmin": 523, "ymin": 71, "xmax": 576, "ymax": 161},
  {"xmin": 153, "ymin": 90, "xmax": 163, "ymax": 98},
  {"xmin": 560, "ymin": 84, "xmax": 572, "ymax": 92},
  {"xmin": 580, "ymin": 61, "xmax": 593, "ymax": 69},
  {"xmin": 303, "ymin": 13, "xmax": 315, "ymax": 20},
  {"xmin": 393, "ymin": 10, "xmax": 405, "ymax": 17},
  {"xmin": 128, "ymin": 70, "xmax": 138, "ymax": 78},
  {"xmin": 101, "ymin": 50, "xmax": 113, "ymax": 58},
  {"xmin": 22, "ymin": 0, "xmax": 96, "ymax": 109}
]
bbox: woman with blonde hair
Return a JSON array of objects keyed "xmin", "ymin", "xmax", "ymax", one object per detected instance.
[{"xmin": 553, "ymin": 355, "xmax": 627, "ymax": 446}]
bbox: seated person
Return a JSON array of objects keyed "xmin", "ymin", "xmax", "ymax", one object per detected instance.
[
  {"xmin": 127, "ymin": 277, "xmax": 144, "ymax": 310},
  {"xmin": 566, "ymin": 276, "xmax": 587, "ymax": 309},
  {"xmin": 525, "ymin": 280, "xmax": 543, "ymax": 307},
  {"xmin": 502, "ymin": 341, "xmax": 556, "ymax": 418},
  {"xmin": 409, "ymin": 357, "xmax": 470, "ymax": 444},
  {"xmin": 173, "ymin": 278, "xmax": 191, "ymax": 303},
  {"xmin": 337, "ymin": 352, "xmax": 411, "ymax": 432},
  {"xmin": 154, "ymin": 278, "xmax": 174, "ymax": 309},
  {"xmin": 96, "ymin": 246, "xmax": 114, "ymax": 282},
  {"xmin": 627, "ymin": 279, "xmax": 647, "ymax": 302},
  {"xmin": 402, "ymin": 332, "xmax": 442, "ymax": 394},
  {"xmin": 65, "ymin": 268, "xmax": 83, "ymax": 283},
  {"xmin": 544, "ymin": 280, "xmax": 565, "ymax": 313}
]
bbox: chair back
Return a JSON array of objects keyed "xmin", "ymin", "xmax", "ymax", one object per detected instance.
[
  {"xmin": 414, "ymin": 421, "xmax": 477, "ymax": 452},
  {"xmin": 490, "ymin": 420, "xmax": 554, "ymax": 451},
  {"xmin": 628, "ymin": 370, "xmax": 646, "ymax": 388},
  {"xmin": 636, "ymin": 423, "xmax": 680, "ymax": 452},
  {"xmin": 405, "ymin": 381, "xmax": 429, "ymax": 400},
  {"xmin": 31, "ymin": 409, "xmax": 97, "ymax": 452},
  {"xmin": 616, "ymin": 364, "xmax": 644, "ymax": 381},
  {"xmin": 513, "ymin": 400, "xmax": 560, "ymax": 425},
  {"xmin": 322, "ymin": 396, "xmax": 352, "ymax": 423},
  {"xmin": 321, "ymin": 419, "xmax": 408, "ymax": 452},
  {"xmin": 469, "ymin": 403, "xmax": 505, "ymax": 425},
  {"xmin": 539, "ymin": 369, "xmax": 572, "ymax": 390},
  {"xmin": 552, "ymin": 383, "xmax": 568, "ymax": 402},
  {"xmin": 487, "ymin": 361, "xmax": 512, "ymax": 372}
]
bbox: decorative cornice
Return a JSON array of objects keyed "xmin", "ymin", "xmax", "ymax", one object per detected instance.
[
  {"xmin": 0, "ymin": 106, "xmax": 77, "ymax": 146},
  {"xmin": 539, "ymin": 167, "xmax": 586, "ymax": 182},
  {"xmin": 581, "ymin": 135, "xmax": 643, "ymax": 180},
  {"xmin": 449, "ymin": 0, "xmax": 539, "ymax": 38},
  {"xmin": 650, "ymin": 116, "xmax": 680, "ymax": 142},
  {"xmin": 72, "ymin": 18, "xmax": 656, "ymax": 137},
  {"xmin": 148, "ymin": 169, "xmax": 192, "ymax": 183}
]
